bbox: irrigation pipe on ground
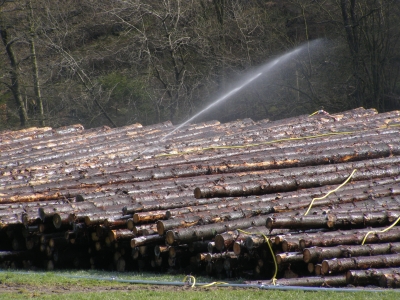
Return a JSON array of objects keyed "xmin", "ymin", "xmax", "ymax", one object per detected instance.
[{"xmin": 1, "ymin": 270, "xmax": 399, "ymax": 293}]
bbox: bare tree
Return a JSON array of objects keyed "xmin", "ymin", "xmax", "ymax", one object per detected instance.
[
  {"xmin": 340, "ymin": 0, "xmax": 400, "ymax": 111},
  {"xmin": 0, "ymin": 2, "xmax": 29, "ymax": 126},
  {"xmin": 27, "ymin": 0, "xmax": 44, "ymax": 126}
]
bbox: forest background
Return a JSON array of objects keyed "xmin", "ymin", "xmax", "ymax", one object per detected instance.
[{"xmin": 0, "ymin": 0, "xmax": 399, "ymax": 130}]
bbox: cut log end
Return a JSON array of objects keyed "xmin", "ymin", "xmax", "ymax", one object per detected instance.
[
  {"xmin": 157, "ymin": 221, "xmax": 165, "ymax": 236},
  {"xmin": 346, "ymin": 270, "xmax": 354, "ymax": 284},
  {"xmin": 321, "ymin": 260, "xmax": 329, "ymax": 275},
  {"xmin": 38, "ymin": 208, "xmax": 46, "ymax": 221},
  {"xmin": 75, "ymin": 195, "xmax": 85, "ymax": 202},
  {"xmin": 126, "ymin": 219, "xmax": 134, "ymax": 231},
  {"xmin": 108, "ymin": 231, "xmax": 117, "ymax": 243},
  {"xmin": 214, "ymin": 234, "xmax": 225, "ymax": 251},
  {"xmin": 266, "ymin": 217, "xmax": 273, "ymax": 229},
  {"xmin": 314, "ymin": 264, "xmax": 322, "ymax": 276},
  {"xmin": 52, "ymin": 214, "xmax": 62, "ymax": 229},
  {"xmin": 133, "ymin": 214, "xmax": 140, "ymax": 224},
  {"xmin": 207, "ymin": 242, "xmax": 215, "ymax": 253},
  {"xmin": 165, "ymin": 231, "xmax": 175, "ymax": 245},
  {"xmin": 169, "ymin": 247, "xmax": 177, "ymax": 258},
  {"xmin": 303, "ymin": 249, "xmax": 311, "ymax": 263},
  {"xmin": 194, "ymin": 187, "xmax": 202, "ymax": 199},
  {"xmin": 233, "ymin": 241, "xmax": 242, "ymax": 256},
  {"xmin": 307, "ymin": 262, "xmax": 314, "ymax": 273},
  {"xmin": 276, "ymin": 254, "xmax": 284, "ymax": 265},
  {"xmin": 245, "ymin": 236, "xmax": 254, "ymax": 250}
]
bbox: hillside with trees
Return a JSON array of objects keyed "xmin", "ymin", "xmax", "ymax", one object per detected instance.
[{"xmin": 1, "ymin": 0, "xmax": 399, "ymax": 130}]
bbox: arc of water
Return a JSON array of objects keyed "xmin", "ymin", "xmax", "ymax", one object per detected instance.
[
  {"xmin": 135, "ymin": 39, "xmax": 322, "ymax": 158},
  {"xmin": 160, "ymin": 72, "xmax": 263, "ymax": 142}
]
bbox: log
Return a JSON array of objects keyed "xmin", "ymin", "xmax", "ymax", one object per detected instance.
[
  {"xmin": 307, "ymin": 263, "xmax": 315, "ymax": 274},
  {"xmin": 109, "ymin": 229, "xmax": 135, "ymax": 242},
  {"xmin": 303, "ymin": 242, "xmax": 400, "ymax": 263},
  {"xmin": 165, "ymin": 215, "xmax": 268, "ymax": 245},
  {"xmin": 379, "ymin": 273, "xmax": 400, "ymax": 288},
  {"xmin": 52, "ymin": 213, "xmax": 70, "ymax": 229},
  {"xmin": 188, "ymin": 241, "xmax": 210, "ymax": 253},
  {"xmin": 0, "ymin": 109, "xmax": 394, "ymax": 176},
  {"xmin": 281, "ymin": 237, "xmax": 302, "ymax": 252},
  {"xmin": 154, "ymin": 245, "xmax": 170, "ymax": 257},
  {"xmin": 103, "ymin": 215, "xmax": 132, "ymax": 228},
  {"xmin": 119, "ymin": 139, "xmax": 400, "ymax": 184},
  {"xmin": 83, "ymin": 206, "xmax": 126, "ymax": 226},
  {"xmin": 273, "ymin": 191, "xmax": 400, "ymax": 214},
  {"xmin": 276, "ymin": 252, "xmax": 304, "ymax": 265},
  {"xmin": 38, "ymin": 204, "xmax": 74, "ymax": 221},
  {"xmin": 214, "ymin": 231, "xmax": 241, "ymax": 252},
  {"xmin": 133, "ymin": 210, "xmax": 170, "ymax": 223},
  {"xmin": 194, "ymin": 162, "xmax": 400, "ymax": 199},
  {"xmin": 168, "ymin": 245, "xmax": 188, "ymax": 258},
  {"xmin": 314, "ymin": 264, "xmax": 322, "ymax": 276},
  {"xmin": 233, "ymin": 241, "xmax": 245, "ymax": 256},
  {"xmin": 205, "ymin": 252, "xmax": 236, "ymax": 262},
  {"xmin": 136, "ymin": 128, "xmax": 400, "ymax": 174},
  {"xmin": 300, "ymin": 227, "xmax": 400, "ymax": 249},
  {"xmin": 321, "ymin": 253, "xmax": 400, "ymax": 274},
  {"xmin": 157, "ymin": 203, "xmax": 273, "ymax": 235},
  {"xmin": 346, "ymin": 268, "xmax": 400, "ymax": 285},
  {"xmin": 267, "ymin": 210, "xmax": 400, "ymax": 230},
  {"xmin": 157, "ymin": 215, "xmax": 202, "ymax": 235},
  {"xmin": 126, "ymin": 177, "xmax": 400, "ymax": 216},
  {"xmin": 245, "ymin": 236, "xmax": 272, "ymax": 250},
  {"xmin": 170, "ymin": 137, "xmax": 400, "ymax": 178},
  {"xmin": 130, "ymin": 234, "xmax": 165, "ymax": 248},
  {"xmin": 132, "ymin": 223, "xmax": 158, "ymax": 236},
  {"xmin": 246, "ymin": 275, "xmax": 347, "ymax": 287}
]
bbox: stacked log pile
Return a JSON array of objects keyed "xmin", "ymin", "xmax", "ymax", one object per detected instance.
[{"xmin": 1, "ymin": 107, "xmax": 400, "ymax": 288}]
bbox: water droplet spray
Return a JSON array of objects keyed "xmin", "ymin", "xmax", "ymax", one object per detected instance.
[{"xmin": 136, "ymin": 39, "xmax": 323, "ymax": 158}]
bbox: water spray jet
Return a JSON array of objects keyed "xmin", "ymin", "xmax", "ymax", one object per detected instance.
[{"xmin": 135, "ymin": 39, "xmax": 324, "ymax": 158}]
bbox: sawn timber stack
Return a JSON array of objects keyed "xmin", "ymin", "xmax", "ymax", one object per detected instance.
[{"xmin": 1, "ymin": 107, "xmax": 400, "ymax": 289}]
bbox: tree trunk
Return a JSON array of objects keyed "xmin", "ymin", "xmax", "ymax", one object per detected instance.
[
  {"xmin": 28, "ymin": 0, "xmax": 44, "ymax": 127},
  {"xmin": 0, "ymin": 28, "xmax": 28, "ymax": 126}
]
